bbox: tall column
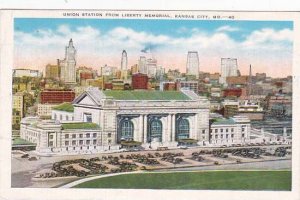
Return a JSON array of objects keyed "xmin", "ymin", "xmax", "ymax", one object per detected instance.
[
  {"xmin": 172, "ymin": 114, "xmax": 176, "ymax": 141},
  {"xmin": 167, "ymin": 114, "xmax": 172, "ymax": 142},
  {"xmin": 143, "ymin": 115, "xmax": 148, "ymax": 143},
  {"xmin": 139, "ymin": 115, "xmax": 143, "ymax": 142},
  {"xmin": 194, "ymin": 114, "xmax": 198, "ymax": 140}
]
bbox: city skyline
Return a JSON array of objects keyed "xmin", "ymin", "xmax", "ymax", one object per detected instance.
[{"xmin": 14, "ymin": 18, "xmax": 293, "ymax": 78}]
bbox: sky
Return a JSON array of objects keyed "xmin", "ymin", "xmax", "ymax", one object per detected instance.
[{"xmin": 14, "ymin": 18, "xmax": 293, "ymax": 77}]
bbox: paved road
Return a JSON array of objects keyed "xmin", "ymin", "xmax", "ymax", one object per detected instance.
[{"xmin": 158, "ymin": 159, "xmax": 291, "ymax": 172}]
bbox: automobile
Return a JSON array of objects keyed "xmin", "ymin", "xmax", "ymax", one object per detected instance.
[
  {"xmin": 236, "ymin": 144, "xmax": 242, "ymax": 147},
  {"xmin": 178, "ymin": 145, "xmax": 188, "ymax": 150},
  {"xmin": 119, "ymin": 148, "xmax": 129, "ymax": 152},
  {"xmin": 220, "ymin": 145, "xmax": 227, "ymax": 148},
  {"xmin": 157, "ymin": 147, "xmax": 168, "ymax": 151}
]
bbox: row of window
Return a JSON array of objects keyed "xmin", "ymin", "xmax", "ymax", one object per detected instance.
[
  {"xmin": 64, "ymin": 139, "xmax": 97, "ymax": 146},
  {"xmin": 210, "ymin": 128, "xmax": 234, "ymax": 133},
  {"xmin": 53, "ymin": 114, "xmax": 74, "ymax": 121},
  {"xmin": 213, "ymin": 133, "xmax": 245, "ymax": 139},
  {"xmin": 65, "ymin": 133, "xmax": 98, "ymax": 139}
]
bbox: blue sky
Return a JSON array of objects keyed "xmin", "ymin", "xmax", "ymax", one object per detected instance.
[
  {"xmin": 14, "ymin": 18, "xmax": 293, "ymax": 77},
  {"xmin": 15, "ymin": 18, "xmax": 293, "ymax": 41}
]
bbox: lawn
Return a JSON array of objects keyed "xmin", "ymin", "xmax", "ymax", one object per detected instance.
[{"xmin": 73, "ymin": 171, "xmax": 291, "ymax": 190}]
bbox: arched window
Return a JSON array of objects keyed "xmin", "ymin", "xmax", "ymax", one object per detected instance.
[
  {"xmin": 121, "ymin": 120, "xmax": 134, "ymax": 140},
  {"xmin": 177, "ymin": 118, "xmax": 190, "ymax": 139},
  {"xmin": 149, "ymin": 119, "xmax": 162, "ymax": 142}
]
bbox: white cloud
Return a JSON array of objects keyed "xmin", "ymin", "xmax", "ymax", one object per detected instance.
[
  {"xmin": 216, "ymin": 25, "xmax": 240, "ymax": 32},
  {"xmin": 242, "ymin": 28, "xmax": 293, "ymax": 49}
]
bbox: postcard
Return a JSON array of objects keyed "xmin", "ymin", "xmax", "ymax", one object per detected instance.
[{"xmin": 0, "ymin": 9, "xmax": 299, "ymax": 200}]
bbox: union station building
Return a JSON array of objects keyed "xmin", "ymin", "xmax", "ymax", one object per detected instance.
[{"xmin": 20, "ymin": 88, "xmax": 250, "ymax": 154}]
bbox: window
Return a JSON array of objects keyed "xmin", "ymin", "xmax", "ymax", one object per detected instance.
[
  {"xmin": 242, "ymin": 128, "xmax": 245, "ymax": 132},
  {"xmin": 226, "ymin": 129, "xmax": 228, "ymax": 133},
  {"xmin": 231, "ymin": 134, "xmax": 234, "ymax": 138},
  {"xmin": 202, "ymin": 130, "xmax": 206, "ymax": 134},
  {"xmin": 215, "ymin": 135, "xmax": 218, "ymax": 139},
  {"xmin": 73, "ymin": 147, "xmax": 75, "ymax": 150},
  {"xmin": 49, "ymin": 135, "xmax": 53, "ymax": 140},
  {"xmin": 86, "ymin": 133, "xmax": 90, "ymax": 138},
  {"xmin": 93, "ymin": 139, "xmax": 97, "ymax": 145},
  {"xmin": 79, "ymin": 140, "xmax": 83, "ymax": 145},
  {"xmin": 65, "ymin": 134, "xmax": 69, "ymax": 139},
  {"xmin": 108, "ymin": 133, "xmax": 112, "ymax": 138},
  {"xmin": 242, "ymin": 134, "xmax": 245, "ymax": 138},
  {"xmin": 79, "ymin": 134, "xmax": 83, "ymax": 138},
  {"xmin": 220, "ymin": 129, "xmax": 223, "ymax": 133},
  {"xmin": 215, "ymin": 129, "xmax": 218, "ymax": 133},
  {"xmin": 108, "ymin": 139, "xmax": 111, "ymax": 144},
  {"xmin": 72, "ymin": 134, "xmax": 76, "ymax": 138},
  {"xmin": 49, "ymin": 141, "xmax": 53, "ymax": 147},
  {"xmin": 226, "ymin": 134, "xmax": 229, "ymax": 138},
  {"xmin": 93, "ymin": 133, "xmax": 97, "ymax": 138},
  {"xmin": 66, "ymin": 115, "xmax": 69, "ymax": 121},
  {"xmin": 210, "ymin": 129, "xmax": 212, "ymax": 133},
  {"xmin": 72, "ymin": 140, "xmax": 76, "ymax": 145},
  {"xmin": 54, "ymin": 114, "xmax": 57, "ymax": 120},
  {"xmin": 231, "ymin": 128, "xmax": 234, "ymax": 132},
  {"xmin": 83, "ymin": 113, "xmax": 92, "ymax": 122},
  {"xmin": 150, "ymin": 119, "xmax": 163, "ymax": 142},
  {"xmin": 121, "ymin": 120, "xmax": 134, "ymax": 140},
  {"xmin": 86, "ymin": 140, "xmax": 90, "ymax": 145},
  {"xmin": 65, "ymin": 141, "xmax": 69, "ymax": 146},
  {"xmin": 177, "ymin": 118, "xmax": 190, "ymax": 139},
  {"xmin": 60, "ymin": 115, "xmax": 62, "ymax": 120},
  {"xmin": 221, "ymin": 134, "xmax": 223, "ymax": 139}
]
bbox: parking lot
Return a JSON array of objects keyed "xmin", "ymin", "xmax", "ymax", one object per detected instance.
[{"xmin": 11, "ymin": 144, "xmax": 292, "ymax": 188}]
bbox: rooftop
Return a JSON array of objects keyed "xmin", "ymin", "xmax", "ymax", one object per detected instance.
[
  {"xmin": 212, "ymin": 118, "xmax": 236, "ymax": 125},
  {"xmin": 62, "ymin": 122, "xmax": 100, "ymax": 130},
  {"xmin": 103, "ymin": 90, "xmax": 191, "ymax": 100},
  {"xmin": 53, "ymin": 102, "xmax": 74, "ymax": 112},
  {"xmin": 12, "ymin": 138, "xmax": 36, "ymax": 146}
]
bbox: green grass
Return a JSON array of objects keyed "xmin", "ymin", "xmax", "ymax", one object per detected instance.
[
  {"xmin": 62, "ymin": 122, "xmax": 100, "ymax": 130},
  {"xmin": 73, "ymin": 171, "xmax": 291, "ymax": 190},
  {"xmin": 103, "ymin": 90, "xmax": 191, "ymax": 100},
  {"xmin": 53, "ymin": 102, "xmax": 74, "ymax": 112}
]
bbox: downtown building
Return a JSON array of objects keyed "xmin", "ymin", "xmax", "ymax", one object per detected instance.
[
  {"xmin": 58, "ymin": 39, "xmax": 77, "ymax": 84},
  {"xmin": 20, "ymin": 87, "xmax": 251, "ymax": 154},
  {"xmin": 220, "ymin": 58, "xmax": 238, "ymax": 85},
  {"xmin": 186, "ymin": 51, "xmax": 199, "ymax": 78}
]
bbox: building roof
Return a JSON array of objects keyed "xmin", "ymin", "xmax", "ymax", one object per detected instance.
[
  {"xmin": 102, "ymin": 90, "xmax": 191, "ymax": 100},
  {"xmin": 61, "ymin": 122, "xmax": 100, "ymax": 130},
  {"xmin": 53, "ymin": 102, "xmax": 74, "ymax": 112},
  {"xmin": 212, "ymin": 118, "xmax": 236, "ymax": 125},
  {"xmin": 12, "ymin": 138, "xmax": 36, "ymax": 146}
]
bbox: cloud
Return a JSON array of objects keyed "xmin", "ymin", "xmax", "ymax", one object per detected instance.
[
  {"xmin": 242, "ymin": 28, "xmax": 293, "ymax": 50},
  {"xmin": 216, "ymin": 25, "xmax": 240, "ymax": 32}
]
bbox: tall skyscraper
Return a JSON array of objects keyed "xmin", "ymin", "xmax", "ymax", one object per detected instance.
[
  {"xmin": 58, "ymin": 39, "xmax": 77, "ymax": 84},
  {"xmin": 220, "ymin": 58, "xmax": 238, "ymax": 85},
  {"xmin": 121, "ymin": 50, "xmax": 128, "ymax": 70},
  {"xmin": 247, "ymin": 64, "xmax": 252, "ymax": 96},
  {"xmin": 186, "ymin": 51, "xmax": 199, "ymax": 78},
  {"xmin": 138, "ymin": 56, "xmax": 147, "ymax": 74}
]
